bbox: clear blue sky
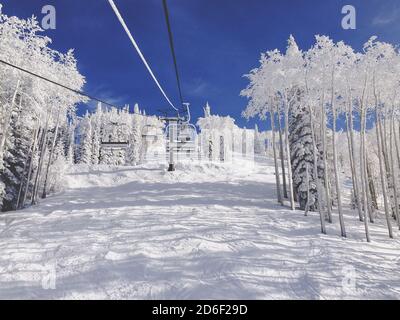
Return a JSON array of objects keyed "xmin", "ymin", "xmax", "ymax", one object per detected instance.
[{"xmin": 1, "ymin": 0, "xmax": 399, "ymax": 130}]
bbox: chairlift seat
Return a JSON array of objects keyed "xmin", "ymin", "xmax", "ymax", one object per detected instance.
[{"xmin": 101, "ymin": 140, "xmax": 130, "ymax": 148}]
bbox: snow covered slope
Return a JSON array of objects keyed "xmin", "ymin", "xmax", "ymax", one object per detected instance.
[{"xmin": 0, "ymin": 160, "xmax": 399, "ymax": 299}]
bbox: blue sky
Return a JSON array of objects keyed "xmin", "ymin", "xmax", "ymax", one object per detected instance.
[{"xmin": 1, "ymin": 0, "xmax": 400, "ymax": 130}]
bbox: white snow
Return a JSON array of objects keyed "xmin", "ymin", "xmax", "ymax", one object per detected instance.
[{"xmin": 0, "ymin": 160, "xmax": 399, "ymax": 299}]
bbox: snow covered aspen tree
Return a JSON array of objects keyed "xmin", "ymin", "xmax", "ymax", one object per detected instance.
[
  {"xmin": 354, "ymin": 47, "xmax": 372, "ymax": 242},
  {"xmin": 277, "ymin": 105, "xmax": 288, "ymax": 199},
  {"xmin": 0, "ymin": 8, "xmax": 86, "ymax": 210},
  {"xmin": 325, "ymin": 40, "xmax": 354, "ymax": 238},
  {"xmin": 242, "ymin": 33, "xmax": 400, "ymax": 240},
  {"xmin": 389, "ymin": 109, "xmax": 400, "ymax": 225},
  {"xmin": 366, "ymin": 37, "xmax": 395, "ymax": 239},
  {"xmin": 0, "ymin": 80, "xmax": 20, "ymax": 172},
  {"xmin": 306, "ymin": 36, "xmax": 336, "ymax": 223},
  {"xmin": 281, "ymin": 35, "xmax": 303, "ymax": 211},
  {"xmin": 270, "ymin": 109, "xmax": 283, "ymax": 205},
  {"xmin": 241, "ymin": 51, "xmax": 284, "ymax": 204},
  {"xmin": 42, "ymin": 109, "xmax": 61, "ymax": 199}
]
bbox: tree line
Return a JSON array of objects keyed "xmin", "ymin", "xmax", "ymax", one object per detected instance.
[
  {"xmin": 242, "ymin": 35, "xmax": 400, "ymax": 242},
  {"xmin": 0, "ymin": 6, "xmax": 85, "ymax": 211}
]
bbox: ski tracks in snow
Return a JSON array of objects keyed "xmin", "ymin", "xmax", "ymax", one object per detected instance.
[{"xmin": 0, "ymin": 161, "xmax": 399, "ymax": 299}]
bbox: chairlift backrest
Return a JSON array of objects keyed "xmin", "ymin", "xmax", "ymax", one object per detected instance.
[{"xmin": 101, "ymin": 140, "xmax": 130, "ymax": 148}]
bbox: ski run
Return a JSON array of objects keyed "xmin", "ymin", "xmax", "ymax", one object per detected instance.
[{"xmin": 0, "ymin": 160, "xmax": 399, "ymax": 299}]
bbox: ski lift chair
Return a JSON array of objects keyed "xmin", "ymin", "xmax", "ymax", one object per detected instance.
[
  {"xmin": 101, "ymin": 122, "xmax": 130, "ymax": 149},
  {"xmin": 100, "ymin": 140, "xmax": 130, "ymax": 149}
]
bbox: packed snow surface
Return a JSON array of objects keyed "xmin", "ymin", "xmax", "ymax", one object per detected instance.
[{"xmin": 0, "ymin": 160, "xmax": 399, "ymax": 299}]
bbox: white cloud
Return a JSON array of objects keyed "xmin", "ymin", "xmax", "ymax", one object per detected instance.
[
  {"xmin": 372, "ymin": 8, "xmax": 400, "ymax": 26},
  {"xmin": 84, "ymin": 85, "xmax": 129, "ymax": 111},
  {"xmin": 184, "ymin": 78, "xmax": 209, "ymax": 97}
]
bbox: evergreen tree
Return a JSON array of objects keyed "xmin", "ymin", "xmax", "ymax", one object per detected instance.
[
  {"xmin": 79, "ymin": 113, "xmax": 93, "ymax": 164},
  {"xmin": 289, "ymin": 102, "xmax": 322, "ymax": 211},
  {"xmin": 0, "ymin": 96, "xmax": 33, "ymax": 210},
  {"xmin": 91, "ymin": 129, "xmax": 100, "ymax": 165},
  {"xmin": 126, "ymin": 114, "xmax": 143, "ymax": 165}
]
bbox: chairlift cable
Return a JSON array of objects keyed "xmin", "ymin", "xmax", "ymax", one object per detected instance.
[
  {"xmin": 107, "ymin": 0, "xmax": 179, "ymax": 112},
  {"xmin": 162, "ymin": 0, "xmax": 184, "ymax": 108},
  {"xmin": 0, "ymin": 58, "xmax": 122, "ymax": 109}
]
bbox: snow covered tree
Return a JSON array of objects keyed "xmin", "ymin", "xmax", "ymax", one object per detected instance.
[
  {"xmin": 0, "ymin": 94, "xmax": 32, "ymax": 210},
  {"xmin": 242, "ymin": 34, "xmax": 400, "ymax": 240},
  {"xmin": 289, "ymin": 100, "xmax": 322, "ymax": 211},
  {"xmin": 79, "ymin": 112, "xmax": 93, "ymax": 165},
  {"xmin": 254, "ymin": 124, "xmax": 264, "ymax": 155},
  {"xmin": 0, "ymin": 6, "xmax": 86, "ymax": 210},
  {"xmin": 126, "ymin": 112, "xmax": 143, "ymax": 165}
]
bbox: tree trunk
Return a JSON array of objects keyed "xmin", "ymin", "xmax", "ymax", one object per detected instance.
[
  {"xmin": 389, "ymin": 115, "xmax": 400, "ymax": 228},
  {"xmin": 332, "ymin": 105, "xmax": 346, "ymax": 237},
  {"xmin": 379, "ymin": 116, "xmax": 393, "ymax": 216},
  {"xmin": 308, "ymin": 104, "xmax": 326, "ymax": 234},
  {"xmin": 305, "ymin": 162, "xmax": 310, "ymax": 216},
  {"xmin": 364, "ymin": 163, "xmax": 375, "ymax": 223},
  {"xmin": 346, "ymin": 111, "xmax": 363, "ymax": 221},
  {"xmin": 16, "ymin": 124, "xmax": 38, "ymax": 210},
  {"xmin": 393, "ymin": 121, "xmax": 400, "ymax": 170},
  {"xmin": 396, "ymin": 122, "xmax": 400, "ymax": 170},
  {"xmin": 360, "ymin": 104, "xmax": 371, "ymax": 242},
  {"xmin": 270, "ymin": 109, "xmax": 282, "ymax": 205},
  {"xmin": 375, "ymin": 109, "xmax": 393, "ymax": 239},
  {"xmin": 321, "ymin": 106, "xmax": 332, "ymax": 222},
  {"xmin": 31, "ymin": 118, "xmax": 49, "ymax": 205},
  {"xmin": 42, "ymin": 111, "xmax": 61, "ymax": 199},
  {"xmin": 284, "ymin": 95, "xmax": 295, "ymax": 211},
  {"xmin": 366, "ymin": 159, "xmax": 378, "ymax": 211},
  {"xmin": 382, "ymin": 118, "xmax": 392, "ymax": 180},
  {"xmin": 22, "ymin": 127, "xmax": 41, "ymax": 208},
  {"xmin": 277, "ymin": 106, "xmax": 288, "ymax": 199}
]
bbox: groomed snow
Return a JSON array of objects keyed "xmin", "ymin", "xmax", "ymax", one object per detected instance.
[{"xmin": 0, "ymin": 160, "xmax": 399, "ymax": 299}]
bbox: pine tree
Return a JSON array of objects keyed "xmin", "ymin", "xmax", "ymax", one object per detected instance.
[
  {"xmin": 0, "ymin": 96, "xmax": 33, "ymax": 211},
  {"xmin": 126, "ymin": 114, "xmax": 143, "ymax": 165},
  {"xmin": 0, "ymin": 7, "xmax": 86, "ymax": 210},
  {"xmin": 289, "ymin": 99, "xmax": 322, "ymax": 211},
  {"xmin": 79, "ymin": 113, "xmax": 93, "ymax": 164}
]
